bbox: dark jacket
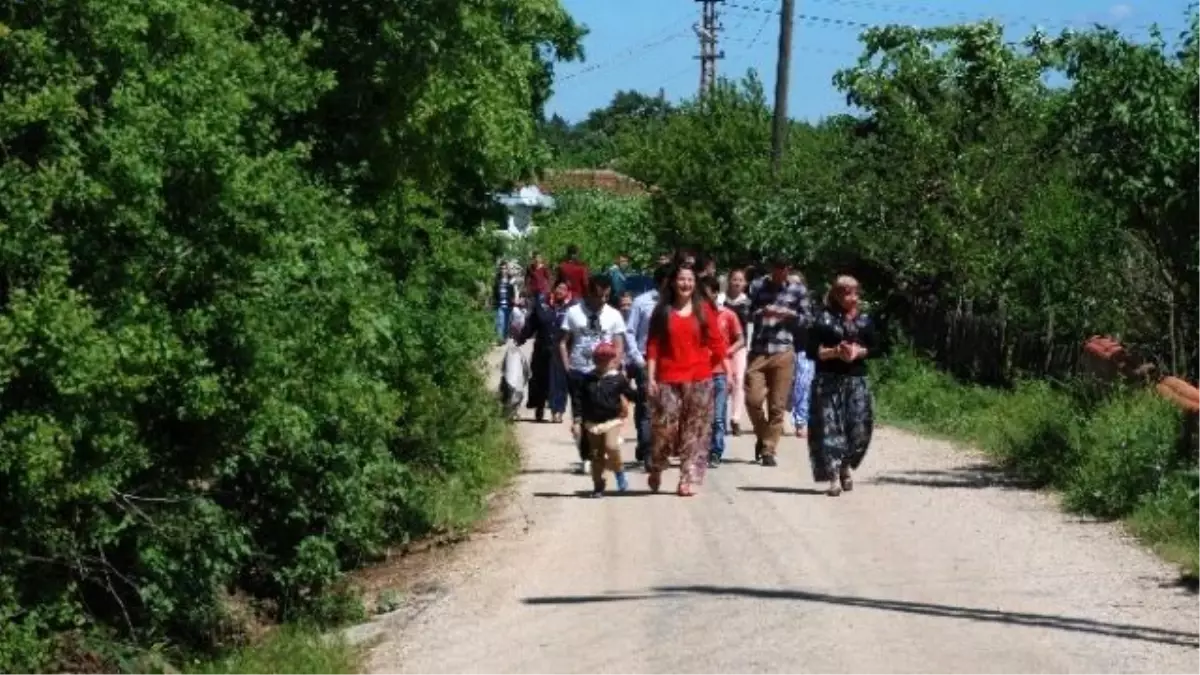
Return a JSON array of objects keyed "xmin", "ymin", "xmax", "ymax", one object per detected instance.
[
  {"xmin": 493, "ymin": 274, "xmax": 516, "ymax": 308},
  {"xmin": 580, "ymin": 370, "xmax": 636, "ymax": 424},
  {"xmin": 805, "ymin": 307, "xmax": 880, "ymax": 377},
  {"xmin": 519, "ymin": 299, "xmax": 574, "ymax": 354}
]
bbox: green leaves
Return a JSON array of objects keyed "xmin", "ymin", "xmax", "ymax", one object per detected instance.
[{"xmin": 0, "ymin": 0, "xmax": 581, "ymax": 665}]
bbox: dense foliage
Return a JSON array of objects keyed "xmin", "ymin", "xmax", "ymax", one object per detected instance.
[
  {"xmin": 545, "ymin": 15, "xmax": 1198, "ymax": 386},
  {"xmin": 539, "ymin": 14, "xmax": 1198, "ymax": 574},
  {"xmin": 0, "ymin": 0, "xmax": 581, "ymax": 669}
]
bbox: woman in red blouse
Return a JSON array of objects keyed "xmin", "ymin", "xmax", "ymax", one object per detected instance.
[{"xmin": 646, "ymin": 264, "xmax": 727, "ymax": 496}]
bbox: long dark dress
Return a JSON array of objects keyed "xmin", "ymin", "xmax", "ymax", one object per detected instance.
[
  {"xmin": 519, "ymin": 299, "xmax": 574, "ymax": 414},
  {"xmin": 804, "ymin": 307, "xmax": 879, "ymax": 483}
]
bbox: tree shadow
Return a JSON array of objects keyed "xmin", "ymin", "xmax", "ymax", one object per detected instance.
[
  {"xmin": 520, "ymin": 467, "xmax": 581, "ymax": 476},
  {"xmin": 521, "ymin": 585, "xmax": 1199, "ymax": 648},
  {"xmin": 718, "ymin": 457, "xmax": 760, "ymax": 465},
  {"xmin": 1162, "ymin": 573, "xmax": 1199, "ymax": 594},
  {"xmin": 870, "ymin": 462, "xmax": 1037, "ymax": 490},
  {"xmin": 737, "ymin": 486, "xmax": 827, "ymax": 496},
  {"xmin": 532, "ymin": 490, "xmax": 659, "ymax": 499}
]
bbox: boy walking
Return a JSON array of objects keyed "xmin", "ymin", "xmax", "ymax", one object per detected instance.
[
  {"xmin": 702, "ymin": 275, "xmax": 744, "ymax": 467},
  {"xmin": 579, "ymin": 342, "xmax": 635, "ymax": 497}
]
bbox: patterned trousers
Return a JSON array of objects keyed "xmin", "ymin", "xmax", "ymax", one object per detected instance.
[{"xmin": 650, "ymin": 380, "xmax": 715, "ymax": 486}]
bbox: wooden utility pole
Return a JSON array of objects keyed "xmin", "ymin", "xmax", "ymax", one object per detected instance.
[
  {"xmin": 695, "ymin": 0, "xmax": 726, "ymax": 97},
  {"xmin": 771, "ymin": 0, "xmax": 795, "ymax": 176}
]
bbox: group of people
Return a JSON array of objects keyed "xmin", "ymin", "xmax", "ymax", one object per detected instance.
[{"xmin": 497, "ymin": 246, "xmax": 879, "ymax": 498}]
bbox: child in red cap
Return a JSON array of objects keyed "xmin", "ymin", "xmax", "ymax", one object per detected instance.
[{"xmin": 579, "ymin": 341, "xmax": 635, "ymax": 496}]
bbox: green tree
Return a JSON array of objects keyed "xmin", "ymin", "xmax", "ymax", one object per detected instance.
[
  {"xmin": 615, "ymin": 73, "xmax": 773, "ymax": 260},
  {"xmin": 1035, "ymin": 17, "xmax": 1199, "ymax": 379}
]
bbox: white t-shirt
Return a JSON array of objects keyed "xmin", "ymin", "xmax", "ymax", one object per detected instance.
[{"xmin": 560, "ymin": 302, "xmax": 627, "ymax": 373}]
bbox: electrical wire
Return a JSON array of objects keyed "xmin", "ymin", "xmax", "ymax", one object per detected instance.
[
  {"xmin": 556, "ymin": 9, "xmax": 697, "ymax": 85},
  {"xmin": 721, "ymin": 0, "xmax": 1185, "ymax": 35}
]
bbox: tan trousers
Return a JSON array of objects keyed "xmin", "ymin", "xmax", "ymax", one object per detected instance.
[
  {"xmin": 744, "ymin": 350, "xmax": 796, "ymax": 456},
  {"xmin": 587, "ymin": 427, "xmax": 623, "ymax": 483}
]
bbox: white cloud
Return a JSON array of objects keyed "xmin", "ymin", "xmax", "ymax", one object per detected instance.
[{"xmin": 1109, "ymin": 3, "xmax": 1134, "ymax": 20}]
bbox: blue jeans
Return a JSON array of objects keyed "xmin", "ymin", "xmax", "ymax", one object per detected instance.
[
  {"xmin": 567, "ymin": 369, "xmax": 589, "ymax": 462},
  {"xmin": 628, "ymin": 364, "xmax": 652, "ymax": 462},
  {"xmin": 711, "ymin": 373, "xmax": 729, "ymax": 457},
  {"xmin": 791, "ymin": 353, "xmax": 816, "ymax": 427},
  {"xmin": 494, "ymin": 306, "xmax": 511, "ymax": 342}
]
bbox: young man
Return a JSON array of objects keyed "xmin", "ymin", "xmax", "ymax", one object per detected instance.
[
  {"xmin": 559, "ymin": 274, "xmax": 627, "ymax": 474},
  {"xmin": 607, "ymin": 253, "xmax": 630, "ymax": 306},
  {"xmin": 556, "ymin": 244, "xmax": 590, "ymax": 299},
  {"xmin": 624, "ymin": 264, "xmax": 672, "ymax": 470},
  {"xmin": 744, "ymin": 256, "xmax": 810, "ymax": 466},
  {"xmin": 702, "ymin": 275, "xmax": 744, "ymax": 468}
]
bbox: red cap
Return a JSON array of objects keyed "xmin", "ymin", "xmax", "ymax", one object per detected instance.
[{"xmin": 592, "ymin": 342, "xmax": 618, "ymax": 363}]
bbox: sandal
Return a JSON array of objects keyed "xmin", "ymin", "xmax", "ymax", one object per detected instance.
[
  {"xmin": 827, "ymin": 482, "xmax": 842, "ymax": 497},
  {"xmin": 677, "ymin": 483, "xmax": 694, "ymax": 497}
]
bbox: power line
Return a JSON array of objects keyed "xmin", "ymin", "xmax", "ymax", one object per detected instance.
[
  {"xmin": 557, "ymin": 30, "xmax": 690, "ymax": 86},
  {"xmin": 722, "ymin": 0, "xmax": 1185, "ymax": 35}
]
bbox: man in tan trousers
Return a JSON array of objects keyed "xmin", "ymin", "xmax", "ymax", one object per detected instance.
[{"xmin": 744, "ymin": 257, "xmax": 810, "ymax": 467}]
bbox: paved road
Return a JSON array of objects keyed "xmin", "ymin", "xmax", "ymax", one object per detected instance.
[{"xmin": 365, "ymin": 386, "xmax": 1198, "ymax": 673}]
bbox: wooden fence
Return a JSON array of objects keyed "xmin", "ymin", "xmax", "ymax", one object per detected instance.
[{"xmin": 898, "ymin": 297, "xmax": 1091, "ymax": 386}]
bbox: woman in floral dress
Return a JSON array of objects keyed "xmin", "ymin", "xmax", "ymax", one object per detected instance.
[{"xmin": 805, "ymin": 275, "xmax": 879, "ymax": 496}]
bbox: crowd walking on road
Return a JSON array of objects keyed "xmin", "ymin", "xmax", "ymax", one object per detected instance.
[{"xmin": 497, "ymin": 245, "xmax": 880, "ymax": 498}]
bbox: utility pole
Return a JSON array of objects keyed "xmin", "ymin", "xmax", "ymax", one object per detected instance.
[
  {"xmin": 694, "ymin": 0, "xmax": 726, "ymax": 97},
  {"xmin": 771, "ymin": 0, "xmax": 795, "ymax": 176}
]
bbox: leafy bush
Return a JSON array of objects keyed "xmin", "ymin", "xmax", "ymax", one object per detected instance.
[
  {"xmin": 523, "ymin": 189, "xmax": 659, "ymax": 269},
  {"xmin": 0, "ymin": 0, "xmax": 581, "ymax": 667},
  {"xmin": 875, "ymin": 353, "xmax": 1198, "ymax": 573},
  {"xmin": 1065, "ymin": 392, "xmax": 1181, "ymax": 518}
]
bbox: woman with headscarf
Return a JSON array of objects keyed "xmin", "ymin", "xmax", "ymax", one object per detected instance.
[
  {"xmin": 645, "ymin": 264, "xmax": 727, "ymax": 496},
  {"xmin": 805, "ymin": 275, "xmax": 880, "ymax": 496},
  {"xmin": 518, "ymin": 279, "xmax": 575, "ymax": 423}
]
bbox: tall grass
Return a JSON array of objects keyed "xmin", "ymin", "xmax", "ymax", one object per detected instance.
[
  {"xmin": 186, "ymin": 626, "xmax": 360, "ymax": 674},
  {"xmin": 874, "ymin": 351, "xmax": 1199, "ymax": 575}
]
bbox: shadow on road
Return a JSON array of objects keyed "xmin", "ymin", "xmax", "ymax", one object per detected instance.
[
  {"xmin": 521, "ymin": 584, "xmax": 1199, "ymax": 648},
  {"xmin": 1162, "ymin": 573, "xmax": 1199, "ymax": 594},
  {"xmin": 870, "ymin": 462, "xmax": 1038, "ymax": 491},
  {"xmin": 532, "ymin": 490, "xmax": 659, "ymax": 499},
  {"xmin": 738, "ymin": 486, "xmax": 827, "ymax": 496}
]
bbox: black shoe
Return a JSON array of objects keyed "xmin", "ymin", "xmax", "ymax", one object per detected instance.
[
  {"xmin": 754, "ymin": 440, "xmax": 763, "ymax": 463},
  {"xmin": 761, "ymin": 454, "xmax": 778, "ymax": 467},
  {"xmin": 730, "ymin": 422, "xmax": 742, "ymax": 437},
  {"xmin": 708, "ymin": 453, "xmax": 721, "ymax": 469},
  {"xmin": 535, "ymin": 408, "xmax": 545, "ymax": 422},
  {"xmin": 643, "ymin": 459, "xmax": 653, "ymax": 473},
  {"xmin": 591, "ymin": 479, "xmax": 606, "ymax": 497}
]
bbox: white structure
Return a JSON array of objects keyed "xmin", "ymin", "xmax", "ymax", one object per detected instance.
[{"xmin": 493, "ymin": 185, "xmax": 555, "ymax": 239}]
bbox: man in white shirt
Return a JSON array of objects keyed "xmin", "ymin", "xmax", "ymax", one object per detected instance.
[{"xmin": 560, "ymin": 273, "xmax": 627, "ymax": 474}]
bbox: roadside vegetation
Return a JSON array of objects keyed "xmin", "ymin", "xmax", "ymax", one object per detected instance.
[
  {"xmin": 538, "ymin": 11, "xmax": 1198, "ymax": 578},
  {"xmin": 0, "ymin": 0, "xmax": 579, "ymax": 671}
]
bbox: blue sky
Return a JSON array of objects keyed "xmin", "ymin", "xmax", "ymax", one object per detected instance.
[{"xmin": 546, "ymin": 0, "xmax": 1194, "ymax": 123}]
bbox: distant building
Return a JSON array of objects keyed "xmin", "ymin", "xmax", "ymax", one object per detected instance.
[
  {"xmin": 537, "ymin": 169, "xmax": 648, "ymax": 197},
  {"xmin": 493, "ymin": 185, "xmax": 556, "ymax": 239}
]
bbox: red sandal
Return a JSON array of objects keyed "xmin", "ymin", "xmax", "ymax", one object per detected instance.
[{"xmin": 677, "ymin": 483, "xmax": 695, "ymax": 497}]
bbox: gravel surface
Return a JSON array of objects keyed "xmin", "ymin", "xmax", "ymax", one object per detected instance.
[{"xmin": 363, "ymin": 374, "xmax": 1198, "ymax": 673}]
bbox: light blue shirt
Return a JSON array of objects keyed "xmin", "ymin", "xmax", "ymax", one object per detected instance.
[{"xmin": 624, "ymin": 289, "xmax": 659, "ymax": 369}]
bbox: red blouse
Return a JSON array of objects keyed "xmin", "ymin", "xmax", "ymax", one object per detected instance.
[{"xmin": 646, "ymin": 306, "xmax": 728, "ymax": 384}]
